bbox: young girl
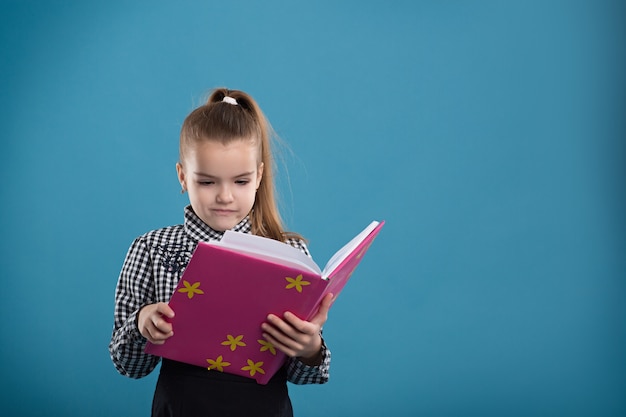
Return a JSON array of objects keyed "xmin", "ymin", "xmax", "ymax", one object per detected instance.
[{"xmin": 109, "ymin": 88, "xmax": 333, "ymax": 417}]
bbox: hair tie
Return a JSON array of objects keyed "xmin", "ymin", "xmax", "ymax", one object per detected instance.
[{"xmin": 222, "ymin": 96, "xmax": 238, "ymax": 105}]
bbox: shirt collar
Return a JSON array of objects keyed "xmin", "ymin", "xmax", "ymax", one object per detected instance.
[{"xmin": 183, "ymin": 205, "xmax": 252, "ymax": 242}]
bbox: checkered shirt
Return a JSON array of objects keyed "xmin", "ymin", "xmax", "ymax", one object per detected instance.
[{"xmin": 109, "ymin": 205, "xmax": 330, "ymax": 385}]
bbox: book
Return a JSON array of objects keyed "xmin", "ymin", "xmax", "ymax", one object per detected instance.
[{"xmin": 145, "ymin": 220, "xmax": 384, "ymax": 384}]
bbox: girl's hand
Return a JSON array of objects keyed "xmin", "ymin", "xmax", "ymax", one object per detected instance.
[
  {"xmin": 261, "ymin": 293, "xmax": 334, "ymax": 365},
  {"xmin": 137, "ymin": 302, "xmax": 175, "ymax": 344}
]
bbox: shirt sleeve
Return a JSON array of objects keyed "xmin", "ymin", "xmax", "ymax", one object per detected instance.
[
  {"xmin": 286, "ymin": 336, "xmax": 331, "ymax": 385},
  {"xmin": 108, "ymin": 237, "xmax": 161, "ymax": 378},
  {"xmin": 284, "ymin": 236, "xmax": 311, "ymax": 257}
]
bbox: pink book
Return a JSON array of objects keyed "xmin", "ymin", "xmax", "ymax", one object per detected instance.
[{"xmin": 145, "ymin": 220, "xmax": 384, "ymax": 384}]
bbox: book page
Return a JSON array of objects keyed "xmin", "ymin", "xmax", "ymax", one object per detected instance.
[
  {"xmin": 321, "ymin": 221, "xmax": 380, "ymax": 278},
  {"xmin": 216, "ymin": 231, "xmax": 322, "ymax": 275}
]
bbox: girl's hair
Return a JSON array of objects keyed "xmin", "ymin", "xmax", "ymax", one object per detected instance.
[{"xmin": 180, "ymin": 88, "xmax": 303, "ymax": 243}]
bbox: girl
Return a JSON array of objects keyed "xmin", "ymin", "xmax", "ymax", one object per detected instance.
[{"xmin": 109, "ymin": 88, "xmax": 333, "ymax": 417}]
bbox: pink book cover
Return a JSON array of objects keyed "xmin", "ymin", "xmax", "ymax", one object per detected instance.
[{"xmin": 145, "ymin": 220, "xmax": 384, "ymax": 384}]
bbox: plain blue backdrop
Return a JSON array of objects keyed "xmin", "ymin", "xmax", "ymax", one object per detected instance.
[{"xmin": 1, "ymin": 1, "xmax": 624, "ymax": 416}]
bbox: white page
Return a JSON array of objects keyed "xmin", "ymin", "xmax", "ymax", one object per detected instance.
[
  {"xmin": 215, "ymin": 221, "xmax": 379, "ymax": 279},
  {"xmin": 321, "ymin": 221, "xmax": 379, "ymax": 278},
  {"xmin": 216, "ymin": 231, "xmax": 322, "ymax": 275}
]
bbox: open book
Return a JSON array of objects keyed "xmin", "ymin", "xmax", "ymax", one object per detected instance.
[{"xmin": 145, "ymin": 220, "xmax": 384, "ymax": 384}]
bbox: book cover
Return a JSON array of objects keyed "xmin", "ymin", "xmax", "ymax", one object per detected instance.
[{"xmin": 145, "ymin": 220, "xmax": 384, "ymax": 384}]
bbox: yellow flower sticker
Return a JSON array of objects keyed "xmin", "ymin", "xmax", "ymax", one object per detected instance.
[
  {"xmin": 285, "ymin": 274, "xmax": 310, "ymax": 293},
  {"xmin": 221, "ymin": 334, "xmax": 246, "ymax": 351},
  {"xmin": 258, "ymin": 339, "xmax": 277, "ymax": 355},
  {"xmin": 241, "ymin": 359, "xmax": 265, "ymax": 377},
  {"xmin": 177, "ymin": 280, "xmax": 204, "ymax": 299},
  {"xmin": 206, "ymin": 355, "xmax": 231, "ymax": 372}
]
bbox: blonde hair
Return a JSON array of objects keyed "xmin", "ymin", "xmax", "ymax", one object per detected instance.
[{"xmin": 179, "ymin": 88, "xmax": 302, "ymax": 242}]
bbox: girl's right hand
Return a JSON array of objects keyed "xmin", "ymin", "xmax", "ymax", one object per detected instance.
[{"xmin": 137, "ymin": 302, "xmax": 175, "ymax": 344}]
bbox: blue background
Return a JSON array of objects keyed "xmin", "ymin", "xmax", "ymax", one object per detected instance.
[{"xmin": 1, "ymin": 1, "xmax": 624, "ymax": 416}]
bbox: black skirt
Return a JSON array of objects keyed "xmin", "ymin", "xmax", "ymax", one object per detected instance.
[{"xmin": 152, "ymin": 359, "xmax": 293, "ymax": 417}]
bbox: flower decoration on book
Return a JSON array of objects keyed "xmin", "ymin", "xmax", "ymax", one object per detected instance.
[
  {"xmin": 177, "ymin": 280, "xmax": 204, "ymax": 299},
  {"xmin": 258, "ymin": 339, "xmax": 277, "ymax": 355},
  {"xmin": 242, "ymin": 359, "xmax": 265, "ymax": 377},
  {"xmin": 206, "ymin": 355, "xmax": 231, "ymax": 372},
  {"xmin": 221, "ymin": 334, "xmax": 246, "ymax": 351},
  {"xmin": 285, "ymin": 274, "xmax": 310, "ymax": 293}
]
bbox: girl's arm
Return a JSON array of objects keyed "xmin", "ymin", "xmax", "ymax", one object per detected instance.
[
  {"xmin": 109, "ymin": 237, "xmax": 162, "ymax": 378},
  {"xmin": 286, "ymin": 338, "xmax": 331, "ymax": 385}
]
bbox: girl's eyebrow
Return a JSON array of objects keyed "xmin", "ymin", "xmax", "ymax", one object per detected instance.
[{"xmin": 194, "ymin": 171, "xmax": 255, "ymax": 178}]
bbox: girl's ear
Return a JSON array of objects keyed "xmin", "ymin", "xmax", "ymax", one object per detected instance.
[
  {"xmin": 256, "ymin": 162, "xmax": 264, "ymax": 189},
  {"xmin": 176, "ymin": 162, "xmax": 187, "ymax": 192}
]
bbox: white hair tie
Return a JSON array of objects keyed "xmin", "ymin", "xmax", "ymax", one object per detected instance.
[{"xmin": 222, "ymin": 96, "xmax": 238, "ymax": 105}]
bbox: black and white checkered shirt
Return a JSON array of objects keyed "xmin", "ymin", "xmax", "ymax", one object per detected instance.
[{"xmin": 109, "ymin": 205, "xmax": 330, "ymax": 385}]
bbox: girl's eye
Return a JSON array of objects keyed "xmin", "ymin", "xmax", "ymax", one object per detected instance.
[
  {"xmin": 198, "ymin": 181, "xmax": 214, "ymax": 186},
  {"xmin": 235, "ymin": 180, "xmax": 250, "ymax": 185}
]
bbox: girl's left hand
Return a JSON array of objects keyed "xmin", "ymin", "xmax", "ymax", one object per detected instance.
[{"xmin": 261, "ymin": 293, "xmax": 334, "ymax": 365}]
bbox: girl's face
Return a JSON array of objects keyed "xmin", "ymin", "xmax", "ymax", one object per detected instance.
[{"xmin": 177, "ymin": 139, "xmax": 263, "ymax": 232}]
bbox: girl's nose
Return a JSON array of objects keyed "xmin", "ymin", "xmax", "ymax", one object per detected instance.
[{"xmin": 216, "ymin": 185, "xmax": 234, "ymax": 203}]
